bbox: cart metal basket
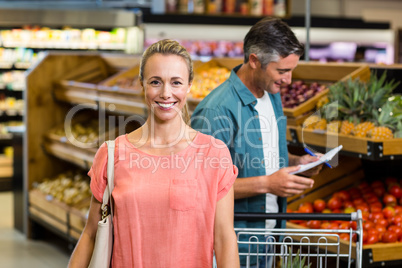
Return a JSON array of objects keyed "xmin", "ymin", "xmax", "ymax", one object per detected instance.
[{"xmin": 234, "ymin": 211, "xmax": 363, "ymax": 268}]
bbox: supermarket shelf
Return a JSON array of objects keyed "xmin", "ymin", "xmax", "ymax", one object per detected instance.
[
  {"xmin": 43, "ymin": 135, "xmax": 96, "ymax": 170},
  {"xmin": 55, "ymin": 80, "xmax": 148, "ymax": 116},
  {"xmin": 2, "ymin": 41, "xmax": 127, "ymax": 51},
  {"xmin": 143, "ymin": 14, "xmax": 390, "ymax": 29},
  {"xmin": 0, "ymin": 61, "xmax": 32, "ymax": 70},
  {"xmin": 29, "ymin": 188, "xmax": 87, "ymax": 243},
  {"xmin": 287, "ymin": 126, "xmax": 402, "ymax": 161}
]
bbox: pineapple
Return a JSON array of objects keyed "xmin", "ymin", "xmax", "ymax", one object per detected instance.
[
  {"xmin": 327, "ymin": 120, "xmax": 341, "ymax": 133},
  {"xmin": 368, "ymin": 126, "xmax": 393, "ymax": 140},
  {"xmin": 314, "ymin": 118, "xmax": 327, "ymax": 131},
  {"xmin": 340, "ymin": 120, "xmax": 356, "ymax": 135},
  {"xmin": 303, "ymin": 115, "xmax": 320, "ymax": 130},
  {"xmin": 367, "ymin": 102, "xmax": 402, "ymax": 140},
  {"xmin": 353, "ymin": 121, "xmax": 375, "ymax": 138},
  {"xmin": 316, "ymin": 96, "xmax": 329, "ymax": 109}
]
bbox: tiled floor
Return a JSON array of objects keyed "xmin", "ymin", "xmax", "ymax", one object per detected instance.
[{"xmin": 0, "ymin": 191, "xmax": 70, "ymax": 268}]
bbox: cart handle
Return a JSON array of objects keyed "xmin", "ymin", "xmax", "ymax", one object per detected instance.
[{"xmin": 234, "ymin": 212, "xmax": 360, "ymax": 222}]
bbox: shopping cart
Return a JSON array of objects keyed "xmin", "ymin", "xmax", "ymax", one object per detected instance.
[{"xmin": 234, "ymin": 210, "xmax": 363, "ymax": 268}]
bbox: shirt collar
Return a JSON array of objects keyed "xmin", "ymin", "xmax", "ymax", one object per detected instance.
[{"xmin": 230, "ymin": 64, "xmax": 258, "ymax": 107}]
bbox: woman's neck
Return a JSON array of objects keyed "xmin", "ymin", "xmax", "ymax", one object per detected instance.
[{"xmin": 143, "ymin": 116, "xmax": 189, "ymax": 146}]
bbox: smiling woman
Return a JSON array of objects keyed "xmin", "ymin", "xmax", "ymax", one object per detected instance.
[{"xmin": 67, "ymin": 39, "xmax": 240, "ymax": 268}]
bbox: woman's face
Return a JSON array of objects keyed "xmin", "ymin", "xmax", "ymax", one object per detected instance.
[{"xmin": 142, "ymin": 53, "xmax": 191, "ymax": 123}]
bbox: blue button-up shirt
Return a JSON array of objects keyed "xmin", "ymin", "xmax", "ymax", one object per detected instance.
[{"xmin": 191, "ymin": 64, "xmax": 289, "ymax": 230}]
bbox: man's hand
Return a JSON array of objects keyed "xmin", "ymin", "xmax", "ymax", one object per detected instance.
[
  {"xmin": 298, "ymin": 154, "xmax": 324, "ymax": 177},
  {"xmin": 266, "ymin": 166, "xmax": 314, "ymax": 197}
]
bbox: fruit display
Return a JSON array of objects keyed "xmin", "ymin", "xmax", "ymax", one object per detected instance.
[
  {"xmin": 305, "ymin": 72, "xmax": 402, "ymax": 140},
  {"xmin": 34, "ymin": 170, "xmax": 91, "ymax": 206},
  {"xmin": 49, "ymin": 119, "xmax": 104, "ymax": 145},
  {"xmin": 290, "ymin": 176, "xmax": 402, "ymax": 245},
  {"xmin": 190, "ymin": 66, "xmax": 230, "ymax": 99},
  {"xmin": 280, "ymin": 80, "xmax": 327, "ymax": 108}
]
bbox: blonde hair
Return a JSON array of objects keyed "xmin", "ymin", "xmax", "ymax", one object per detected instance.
[{"xmin": 140, "ymin": 39, "xmax": 193, "ymax": 124}]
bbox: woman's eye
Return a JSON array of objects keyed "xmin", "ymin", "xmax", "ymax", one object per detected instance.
[
  {"xmin": 172, "ymin": 81, "xmax": 182, "ymax": 86},
  {"xmin": 150, "ymin": 80, "xmax": 161, "ymax": 86}
]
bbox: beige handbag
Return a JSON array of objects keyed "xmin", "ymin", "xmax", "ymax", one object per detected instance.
[{"xmin": 88, "ymin": 140, "xmax": 115, "ymax": 268}]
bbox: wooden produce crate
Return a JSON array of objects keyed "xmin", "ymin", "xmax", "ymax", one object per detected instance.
[
  {"xmin": 288, "ymin": 126, "xmax": 402, "ymax": 160},
  {"xmin": 29, "ymin": 188, "xmax": 90, "ymax": 241},
  {"xmin": 98, "ymin": 65, "xmax": 147, "ymax": 116},
  {"xmin": 54, "ymin": 57, "xmax": 116, "ymax": 105},
  {"xmin": 29, "ymin": 189, "xmax": 71, "ymax": 235},
  {"xmin": 283, "ymin": 62, "xmax": 371, "ymax": 125},
  {"xmin": 286, "ymin": 156, "xmax": 402, "ymax": 265},
  {"xmin": 43, "ymin": 111, "xmax": 118, "ymax": 169}
]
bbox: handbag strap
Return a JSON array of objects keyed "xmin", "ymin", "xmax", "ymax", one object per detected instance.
[{"xmin": 101, "ymin": 140, "xmax": 115, "ymax": 219}]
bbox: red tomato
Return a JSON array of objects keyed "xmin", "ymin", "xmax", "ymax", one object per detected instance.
[
  {"xmin": 355, "ymin": 204, "xmax": 369, "ymax": 213},
  {"xmin": 321, "ymin": 222, "xmax": 331, "ymax": 229},
  {"xmin": 338, "ymin": 222, "xmax": 351, "ymax": 229},
  {"xmin": 366, "ymin": 195, "xmax": 379, "ymax": 204},
  {"xmin": 388, "ymin": 225, "xmax": 402, "ymax": 240},
  {"xmin": 299, "ymin": 202, "xmax": 314, "ymax": 213},
  {"xmin": 329, "ymin": 222, "xmax": 340, "ymax": 229},
  {"xmin": 383, "ymin": 194, "xmax": 397, "ymax": 207},
  {"xmin": 376, "ymin": 225, "xmax": 387, "ymax": 241},
  {"xmin": 394, "ymin": 206, "xmax": 402, "ymax": 215},
  {"xmin": 353, "ymin": 198, "xmax": 365, "ymax": 206},
  {"xmin": 382, "ymin": 231, "xmax": 398, "ymax": 243},
  {"xmin": 339, "ymin": 233, "xmax": 350, "ymax": 241},
  {"xmin": 392, "ymin": 215, "xmax": 402, "ymax": 226},
  {"xmin": 363, "ymin": 220, "xmax": 375, "ymax": 230},
  {"xmin": 343, "ymin": 200, "xmax": 354, "ymax": 209},
  {"xmin": 362, "ymin": 229, "xmax": 368, "ymax": 243},
  {"xmin": 368, "ymin": 228, "xmax": 380, "ymax": 240},
  {"xmin": 334, "ymin": 190, "xmax": 351, "ymax": 201},
  {"xmin": 306, "ymin": 220, "xmax": 321, "ymax": 229},
  {"xmin": 313, "ymin": 199, "xmax": 326, "ymax": 212},
  {"xmin": 365, "ymin": 233, "xmax": 379, "ymax": 245},
  {"xmin": 369, "ymin": 212, "xmax": 384, "ymax": 221},
  {"xmin": 389, "ymin": 185, "xmax": 402, "ymax": 199},
  {"xmin": 373, "ymin": 187, "xmax": 386, "ymax": 198},
  {"xmin": 298, "ymin": 221, "xmax": 307, "ymax": 227},
  {"xmin": 383, "ymin": 206, "xmax": 396, "ymax": 219},
  {"xmin": 374, "ymin": 218, "xmax": 389, "ymax": 228},
  {"xmin": 350, "ymin": 221, "xmax": 357, "ymax": 230},
  {"xmin": 327, "ymin": 197, "xmax": 342, "ymax": 211}
]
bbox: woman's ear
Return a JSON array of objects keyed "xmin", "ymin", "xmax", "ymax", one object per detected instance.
[{"xmin": 187, "ymin": 83, "xmax": 192, "ymax": 93}]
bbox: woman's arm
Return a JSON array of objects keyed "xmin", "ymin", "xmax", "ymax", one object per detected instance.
[
  {"xmin": 68, "ymin": 195, "xmax": 102, "ymax": 268},
  {"xmin": 214, "ymin": 186, "xmax": 240, "ymax": 268}
]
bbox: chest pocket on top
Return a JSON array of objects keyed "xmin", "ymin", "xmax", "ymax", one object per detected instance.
[{"xmin": 169, "ymin": 176, "xmax": 198, "ymax": 211}]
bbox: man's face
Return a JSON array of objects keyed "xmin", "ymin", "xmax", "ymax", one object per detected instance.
[{"xmin": 257, "ymin": 54, "xmax": 300, "ymax": 95}]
